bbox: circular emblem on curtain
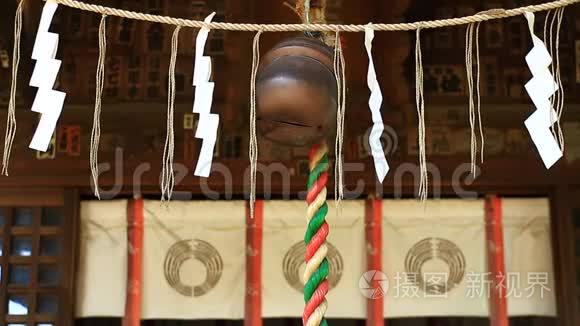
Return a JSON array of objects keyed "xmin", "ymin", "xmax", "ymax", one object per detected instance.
[
  {"xmin": 282, "ymin": 241, "xmax": 344, "ymax": 293},
  {"xmin": 404, "ymin": 237, "xmax": 466, "ymax": 295},
  {"xmin": 164, "ymin": 239, "xmax": 223, "ymax": 297}
]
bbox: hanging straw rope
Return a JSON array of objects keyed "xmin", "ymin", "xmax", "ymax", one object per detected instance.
[
  {"xmin": 2, "ymin": 0, "xmax": 24, "ymax": 176},
  {"xmin": 552, "ymin": 8, "xmax": 565, "ymax": 150},
  {"xmin": 161, "ymin": 26, "xmax": 181, "ymax": 201},
  {"xmin": 248, "ymin": 30, "xmax": 263, "ymax": 219},
  {"xmin": 50, "ymin": 0, "xmax": 579, "ymax": 32},
  {"xmin": 475, "ymin": 23, "xmax": 483, "ymax": 164},
  {"xmin": 415, "ymin": 28, "xmax": 427, "ymax": 201},
  {"xmin": 465, "ymin": 23, "xmax": 476, "ymax": 175},
  {"xmin": 544, "ymin": 8, "xmax": 566, "ymax": 151},
  {"xmin": 465, "ymin": 22, "xmax": 483, "ymax": 175},
  {"xmin": 90, "ymin": 14, "xmax": 107, "ymax": 199},
  {"xmin": 333, "ymin": 32, "xmax": 346, "ymax": 207}
]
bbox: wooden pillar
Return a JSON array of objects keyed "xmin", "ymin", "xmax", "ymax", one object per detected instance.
[
  {"xmin": 124, "ymin": 198, "xmax": 144, "ymax": 326},
  {"xmin": 550, "ymin": 186, "xmax": 578, "ymax": 326},
  {"xmin": 484, "ymin": 195, "xmax": 508, "ymax": 326},
  {"xmin": 245, "ymin": 200, "xmax": 264, "ymax": 326},
  {"xmin": 365, "ymin": 198, "xmax": 384, "ymax": 326}
]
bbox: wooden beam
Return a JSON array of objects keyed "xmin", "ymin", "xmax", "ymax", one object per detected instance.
[
  {"xmin": 245, "ymin": 200, "xmax": 263, "ymax": 326},
  {"xmin": 550, "ymin": 186, "xmax": 578, "ymax": 326},
  {"xmin": 485, "ymin": 195, "xmax": 508, "ymax": 326},
  {"xmin": 124, "ymin": 198, "xmax": 144, "ymax": 326},
  {"xmin": 365, "ymin": 198, "xmax": 384, "ymax": 326}
]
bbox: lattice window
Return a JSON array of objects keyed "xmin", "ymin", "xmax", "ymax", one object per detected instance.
[{"xmin": 0, "ymin": 193, "xmax": 76, "ymax": 326}]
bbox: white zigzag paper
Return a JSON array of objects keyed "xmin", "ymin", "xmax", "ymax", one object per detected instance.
[
  {"xmin": 523, "ymin": 12, "xmax": 562, "ymax": 169},
  {"xmin": 192, "ymin": 13, "xmax": 219, "ymax": 177},
  {"xmin": 29, "ymin": 0, "xmax": 66, "ymax": 152},
  {"xmin": 364, "ymin": 27, "xmax": 389, "ymax": 182}
]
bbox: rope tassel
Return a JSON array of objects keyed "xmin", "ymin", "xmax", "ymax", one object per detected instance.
[
  {"xmin": 90, "ymin": 14, "xmax": 107, "ymax": 198},
  {"xmin": 249, "ymin": 30, "xmax": 262, "ymax": 219},
  {"xmin": 2, "ymin": 0, "xmax": 24, "ymax": 176},
  {"xmin": 304, "ymin": 142, "xmax": 330, "ymax": 326},
  {"xmin": 161, "ymin": 26, "xmax": 181, "ymax": 201},
  {"xmin": 415, "ymin": 28, "xmax": 428, "ymax": 201}
]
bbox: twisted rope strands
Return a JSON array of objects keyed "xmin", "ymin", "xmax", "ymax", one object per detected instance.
[
  {"xmin": 89, "ymin": 14, "xmax": 107, "ymax": 199},
  {"xmin": 53, "ymin": 0, "xmax": 579, "ymax": 32},
  {"xmin": 304, "ymin": 142, "xmax": 330, "ymax": 326},
  {"xmin": 2, "ymin": 0, "xmax": 23, "ymax": 176}
]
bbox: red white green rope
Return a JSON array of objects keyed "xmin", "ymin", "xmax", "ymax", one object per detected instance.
[{"xmin": 304, "ymin": 142, "xmax": 330, "ymax": 326}]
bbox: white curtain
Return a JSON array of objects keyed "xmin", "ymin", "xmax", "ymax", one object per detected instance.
[
  {"xmin": 503, "ymin": 198, "xmax": 556, "ymax": 316},
  {"xmin": 262, "ymin": 200, "xmax": 367, "ymax": 318},
  {"xmin": 76, "ymin": 200, "xmax": 128, "ymax": 317},
  {"xmin": 382, "ymin": 199, "xmax": 489, "ymax": 317},
  {"xmin": 141, "ymin": 200, "xmax": 246, "ymax": 320},
  {"xmin": 74, "ymin": 198, "xmax": 556, "ymax": 319}
]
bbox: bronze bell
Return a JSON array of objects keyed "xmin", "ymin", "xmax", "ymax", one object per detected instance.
[{"xmin": 256, "ymin": 36, "xmax": 337, "ymax": 147}]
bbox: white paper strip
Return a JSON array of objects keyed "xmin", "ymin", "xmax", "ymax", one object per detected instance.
[
  {"xmin": 29, "ymin": 0, "xmax": 66, "ymax": 152},
  {"xmin": 364, "ymin": 27, "xmax": 389, "ymax": 181},
  {"xmin": 192, "ymin": 13, "xmax": 219, "ymax": 177},
  {"xmin": 523, "ymin": 12, "xmax": 563, "ymax": 168}
]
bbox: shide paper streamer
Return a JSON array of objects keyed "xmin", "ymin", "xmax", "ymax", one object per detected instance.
[
  {"xmin": 192, "ymin": 13, "xmax": 219, "ymax": 178},
  {"xmin": 29, "ymin": 0, "xmax": 66, "ymax": 152},
  {"xmin": 523, "ymin": 12, "xmax": 563, "ymax": 168},
  {"xmin": 364, "ymin": 26, "xmax": 389, "ymax": 182}
]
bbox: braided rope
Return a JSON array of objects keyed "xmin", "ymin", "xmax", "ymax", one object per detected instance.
[
  {"xmin": 54, "ymin": 0, "xmax": 579, "ymax": 32},
  {"xmin": 304, "ymin": 142, "xmax": 330, "ymax": 326}
]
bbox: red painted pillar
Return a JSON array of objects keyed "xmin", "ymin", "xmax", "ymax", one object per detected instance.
[
  {"xmin": 124, "ymin": 198, "xmax": 144, "ymax": 326},
  {"xmin": 365, "ymin": 198, "xmax": 384, "ymax": 326},
  {"xmin": 245, "ymin": 200, "xmax": 264, "ymax": 326},
  {"xmin": 485, "ymin": 195, "xmax": 508, "ymax": 326}
]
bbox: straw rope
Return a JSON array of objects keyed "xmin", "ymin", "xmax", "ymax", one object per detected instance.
[
  {"xmin": 89, "ymin": 14, "xmax": 107, "ymax": 199},
  {"xmin": 2, "ymin": 0, "xmax": 23, "ymax": 176},
  {"xmin": 52, "ymin": 0, "xmax": 579, "ymax": 32}
]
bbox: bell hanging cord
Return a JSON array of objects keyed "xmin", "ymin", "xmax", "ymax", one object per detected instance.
[{"xmin": 304, "ymin": 142, "xmax": 330, "ymax": 326}]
